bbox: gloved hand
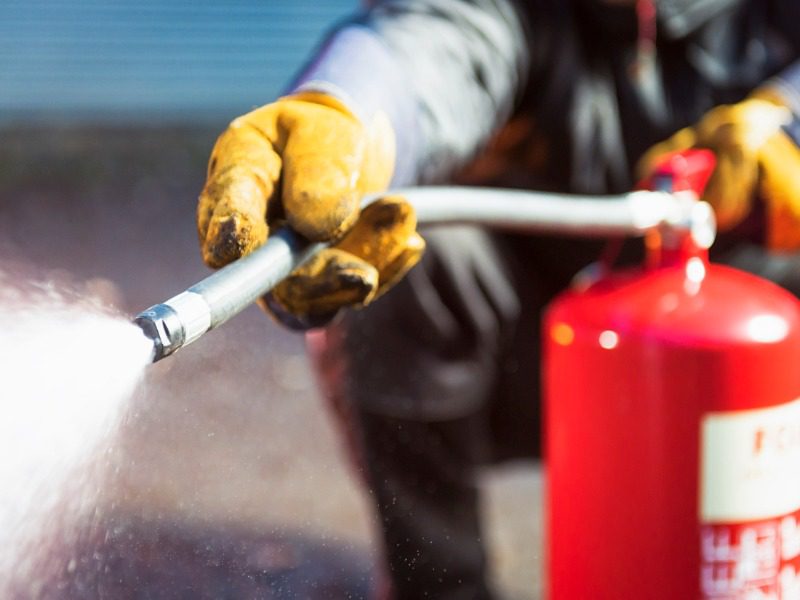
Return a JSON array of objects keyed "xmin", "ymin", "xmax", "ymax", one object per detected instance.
[
  {"xmin": 636, "ymin": 90, "xmax": 800, "ymax": 250},
  {"xmin": 197, "ymin": 92, "xmax": 425, "ymax": 328}
]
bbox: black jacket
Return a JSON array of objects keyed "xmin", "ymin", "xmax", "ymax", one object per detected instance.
[{"xmin": 349, "ymin": 0, "xmax": 800, "ymax": 191}]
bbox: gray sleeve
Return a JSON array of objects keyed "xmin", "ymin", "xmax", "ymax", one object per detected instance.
[
  {"xmin": 766, "ymin": 60, "xmax": 800, "ymax": 116},
  {"xmin": 358, "ymin": 0, "xmax": 530, "ymax": 183}
]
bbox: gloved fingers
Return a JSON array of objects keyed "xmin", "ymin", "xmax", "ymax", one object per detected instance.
[
  {"xmin": 258, "ymin": 196, "xmax": 424, "ymax": 330},
  {"xmin": 373, "ymin": 232, "xmax": 426, "ymax": 298},
  {"xmin": 263, "ymin": 248, "xmax": 380, "ymax": 327},
  {"xmin": 198, "ymin": 118, "xmax": 282, "ymax": 268},
  {"xmin": 636, "ymin": 123, "xmax": 758, "ymax": 231},
  {"xmin": 691, "ymin": 99, "xmax": 790, "ymax": 230},
  {"xmin": 701, "ymin": 146, "xmax": 758, "ymax": 230},
  {"xmin": 638, "ymin": 96, "xmax": 799, "ymax": 245},
  {"xmin": 758, "ymin": 133, "xmax": 800, "ymax": 249},
  {"xmin": 334, "ymin": 195, "xmax": 425, "ymax": 298},
  {"xmin": 634, "ymin": 126, "xmax": 696, "ymax": 181},
  {"xmin": 197, "ymin": 93, "xmax": 396, "ymax": 275},
  {"xmin": 280, "ymin": 98, "xmax": 370, "ymax": 242},
  {"xmin": 268, "ymin": 196, "xmax": 424, "ymax": 313}
]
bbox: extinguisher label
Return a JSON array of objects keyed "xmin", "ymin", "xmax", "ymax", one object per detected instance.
[
  {"xmin": 701, "ymin": 397, "xmax": 800, "ymax": 522},
  {"xmin": 700, "ymin": 397, "xmax": 800, "ymax": 599}
]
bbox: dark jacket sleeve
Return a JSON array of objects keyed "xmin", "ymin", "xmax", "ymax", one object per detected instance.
[{"xmin": 292, "ymin": 0, "xmax": 531, "ymax": 185}]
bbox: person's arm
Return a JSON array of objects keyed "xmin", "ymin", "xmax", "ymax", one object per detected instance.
[
  {"xmin": 197, "ymin": 1, "xmax": 531, "ymax": 328},
  {"xmin": 291, "ymin": 0, "xmax": 531, "ymax": 185}
]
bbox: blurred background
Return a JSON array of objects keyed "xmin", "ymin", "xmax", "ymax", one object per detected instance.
[
  {"xmin": 0, "ymin": 0, "xmax": 353, "ymax": 122},
  {"xmin": 0, "ymin": 2, "xmax": 540, "ymax": 598}
]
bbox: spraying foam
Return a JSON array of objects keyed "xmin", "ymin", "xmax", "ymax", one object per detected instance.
[{"xmin": 0, "ymin": 269, "xmax": 153, "ymax": 595}]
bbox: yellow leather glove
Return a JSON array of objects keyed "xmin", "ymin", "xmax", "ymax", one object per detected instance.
[
  {"xmin": 636, "ymin": 90, "xmax": 800, "ymax": 250},
  {"xmin": 197, "ymin": 92, "xmax": 425, "ymax": 327}
]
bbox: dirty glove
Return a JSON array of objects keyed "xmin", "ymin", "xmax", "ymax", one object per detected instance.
[
  {"xmin": 637, "ymin": 89, "xmax": 800, "ymax": 250},
  {"xmin": 197, "ymin": 92, "xmax": 425, "ymax": 328}
]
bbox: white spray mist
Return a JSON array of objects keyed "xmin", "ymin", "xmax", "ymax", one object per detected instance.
[{"xmin": 0, "ymin": 269, "xmax": 153, "ymax": 596}]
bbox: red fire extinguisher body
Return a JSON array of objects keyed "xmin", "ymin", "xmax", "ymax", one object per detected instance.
[{"xmin": 545, "ymin": 259, "xmax": 800, "ymax": 599}]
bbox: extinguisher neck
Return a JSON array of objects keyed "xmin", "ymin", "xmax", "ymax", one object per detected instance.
[
  {"xmin": 637, "ymin": 149, "xmax": 717, "ymax": 270},
  {"xmin": 647, "ymin": 233, "xmax": 709, "ymax": 270},
  {"xmin": 644, "ymin": 191, "xmax": 715, "ymax": 270}
]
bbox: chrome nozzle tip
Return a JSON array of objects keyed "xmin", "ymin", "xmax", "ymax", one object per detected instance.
[{"xmin": 134, "ymin": 304, "xmax": 185, "ymax": 363}]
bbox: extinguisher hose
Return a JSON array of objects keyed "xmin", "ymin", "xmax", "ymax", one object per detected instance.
[{"xmin": 134, "ymin": 186, "xmax": 715, "ymax": 362}]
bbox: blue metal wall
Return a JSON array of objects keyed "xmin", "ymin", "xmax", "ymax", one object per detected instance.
[{"xmin": 0, "ymin": 1, "xmax": 357, "ymax": 122}]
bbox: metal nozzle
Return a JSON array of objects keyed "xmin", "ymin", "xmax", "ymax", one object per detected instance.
[
  {"xmin": 134, "ymin": 291, "xmax": 213, "ymax": 362},
  {"xmin": 134, "ymin": 303, "xmax": 184, "ymax": 362},
  {"xmin": 134, "ymin": 229, "xmax": 321, "ymax": 363}
]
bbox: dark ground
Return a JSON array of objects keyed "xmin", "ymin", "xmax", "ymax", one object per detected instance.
[{"xmin": 0, "ymin": 126, "xmax": 541, "ymax": 599}]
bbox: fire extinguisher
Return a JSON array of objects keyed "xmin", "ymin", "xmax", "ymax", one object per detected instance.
[{"xmin": 544, "ymin": 150, "xmax": 800, "ymax": 599}]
